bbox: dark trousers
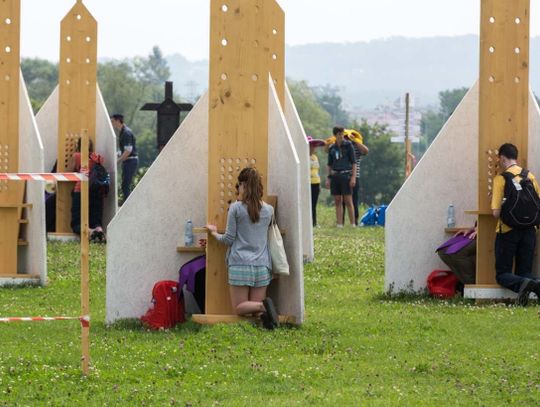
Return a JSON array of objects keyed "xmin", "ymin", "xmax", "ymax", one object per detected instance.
[
  {"xmin": 311, "ymin": 183, "xmax": 320, "ymax": 226},
  {"xmin": 121, "ymin": 158, "xmax": 138, "ymax": 200},
  {"xmin": 495, "ymin": 228, "xmax": 537, "ymax": 293},
  {"xmin": 71, "ymin": 191, "xmax": 104, "ymax": 235},
  {"xmin": 342, "ymin": 179, "xmax": 360, "ymax": 225},
  {"xmin": 438, "ymin": 239, "xmax": 477, "ymax": 285}
]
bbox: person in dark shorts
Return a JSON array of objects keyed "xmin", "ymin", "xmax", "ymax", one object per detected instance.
[
  {"xmin": 111, "ymin": 114, "xmax": 138, "ymax": 202},
  {"xmin": 325, "ymin": 126, "xmax": 356, "ymax": 228}
]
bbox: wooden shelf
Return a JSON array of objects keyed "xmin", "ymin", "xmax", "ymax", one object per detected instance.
[
  {"xmin": 0, "ymin": 274, "xmax": 40, "ymax": 279},
  {"xmin": 191, "ymin": 314, "xmax": 296, "ymax": 325},
  {"xmin": 444, "ymin": 227, "xmax": 470, "ymax": 234},
  {"xmin": 0, "ymin": 203, "xmax": 33, "ymax": 209},
  {"xmin": 177, "ymin": 246, "xmax": 206, "ymax": 253},
  {"xmin": 464, "ymin": 210, "xmax": 492, "ymax": 215},
  {"xmin": 192, "ymin": 227, "xmax": 286, "ymax": 236}
]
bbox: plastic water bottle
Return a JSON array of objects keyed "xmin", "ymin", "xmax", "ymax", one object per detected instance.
[
  {"xmin": 184, "ymin": 220, "xmax": 194, "ymax": 247},
  {"xmin": 447, "ymin": 204, "xmax": 456, "ymax": 228}
]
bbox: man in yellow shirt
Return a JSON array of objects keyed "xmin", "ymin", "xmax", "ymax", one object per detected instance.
[{"xmin": 491, "ymin": 143, "xmax": 540, "ymax": 305}]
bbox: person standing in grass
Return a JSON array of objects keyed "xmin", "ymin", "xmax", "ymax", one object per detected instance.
[
  {"xmin": 206, "ymin": 167, "xmax": 279, "ymax": 329},
  {"xmin": 325, "ymin": 126, "xmax": 356, "ymax": 228},
  {"xmin": 111, "ymin": 114, "xmax": 138, "ymax": 203},
  {"xmin": 308, "ymin": 136, "xmax": 326, "ymax": 227},
  {"xmin": 491, "ymin": 143, "xmax": 540, "ymax": 305}
]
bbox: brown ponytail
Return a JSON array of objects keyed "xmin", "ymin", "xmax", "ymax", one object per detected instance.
[{"xmin": 238, "ymin": 167, "xmax": 263, "ymax": 223}]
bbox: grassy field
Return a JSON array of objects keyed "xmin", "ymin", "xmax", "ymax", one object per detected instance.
[{"xmin": 1, "ymin": 206, "xmax": 539, "ymax": 406}]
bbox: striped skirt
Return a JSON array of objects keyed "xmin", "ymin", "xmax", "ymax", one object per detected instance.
[{"xmin": 228, "ymin": 265, "xmax": 272, "ymax": 287}]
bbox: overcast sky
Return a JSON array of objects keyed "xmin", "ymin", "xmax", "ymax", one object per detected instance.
[{"xmin": 18, "ymin": 0, "xmax": 539, "ymax": 61}]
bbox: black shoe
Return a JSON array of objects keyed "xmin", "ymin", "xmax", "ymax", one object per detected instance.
[
  {"xmin": 260, "ymin": 312, "xmax": 275, "ymax": 330},
  {"xmin": 263, "ymin": 298, "xmax": 279, "ymax": 328},
  {"xmin": 531, "ymin": 280, "xmax": 540, "ymax": 302},
  {"xmin": 516, "ymin": 279, "xmax": 535, "ymax": 306}
]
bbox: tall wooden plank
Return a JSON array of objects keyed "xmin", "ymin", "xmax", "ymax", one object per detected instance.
[
  {"xmin": 0, "ymin": 0, "xmax": 22, "ymax": 276},
  {"xmin": 79, "ymin": 130, "xmax": 90, "ymax": 375},
  {"xmin": 56, "ymin": 0, "xmax": 97, "ymax": 233},
  {"xmin": 477, "ymin": 0, "xmax": 530, "ymax": 284},
  {"xmin": 207, "ymin": 0, "xmax": 285, "ymax": 315}
]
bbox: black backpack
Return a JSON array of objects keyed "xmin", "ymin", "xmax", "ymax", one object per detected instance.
[
  {"xmin": 89, "ymin": 162, "xmax": 110, "ymax": 196},
  {"xmin": 500, "ymin": 169, "xmax": 540, "ymax": 229}
]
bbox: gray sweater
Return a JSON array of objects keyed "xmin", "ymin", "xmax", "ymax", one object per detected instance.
[{"xmin": 216, "ymin": 201, "xmax": 274, "ymax": 268}]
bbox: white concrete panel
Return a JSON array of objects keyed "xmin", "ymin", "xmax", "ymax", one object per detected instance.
[
  {"xmin": 284, "ymin": 83, "xmax": 314, "ymax": 262},
  {"xmin": 95, "ymin": 86, "xmax": 118, "ymax": 229},
  {"xmin": 527, "ymin": 91, "xmax": 540, "ymax": 277},
  {"xmin": 17, "ymin": 71, "xmax": 47, "ymax": 284},
  {"xmin": 35, "ymin": 85, "xmax": 117, "ymax": 231},
  {"xmin": 385, "ymin": 83, "xmax": 479, "ymax": 293},
  {"xmin": 268, "ymin": 80, "xmax": 305, "ymax": 324},
  {"xmin": 35, "ymin": 86, "xmax": 59, "ymax": 173},
  {"xmin": 106, "ymin": 92, "xmax": 209, "ymax": 323}
]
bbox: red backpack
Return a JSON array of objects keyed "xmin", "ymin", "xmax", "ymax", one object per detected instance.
[
  {"xmin": 141, "ymin": 281, "xmax": 185, "ymax": 330},
  {"xmin": 427, "ymin": 270, "xmax": 458, "ymax": 298}
]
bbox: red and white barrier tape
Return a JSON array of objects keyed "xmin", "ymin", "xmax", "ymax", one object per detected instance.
[
  {"xmin": 0, "ymin": 173, "xmax": 87, "ymax": 182},
  {"xmin": 0, "ymin": 315, "xmax": 90, "ymax": 327}
]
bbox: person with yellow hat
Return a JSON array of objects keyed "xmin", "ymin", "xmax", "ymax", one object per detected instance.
[
  {"xmin": 325, "ymin": 126, "xmax": 357, "ymax": 227},
  {"xmin": 326, "ymin": 128, "xmax": 368, "ymax": 225}
]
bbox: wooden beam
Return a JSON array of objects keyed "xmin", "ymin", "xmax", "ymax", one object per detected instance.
[
  {"xmin": 477, "ymin": 0, "xmax": 530, "ymax": 284},
  {"xmin": 0, "ymin": 0, "xmax": 24, "ymax": 276},
  {"xmin": 206, "ymin": 0, "xmax": 285, "ymax": 316},
  {"xmin": 80, "ymin": 129, "xmax": 90, "ymax": 376},
  {"xmin": 56, "ymin": 1, "xmax": 97, "ymax": 233}
]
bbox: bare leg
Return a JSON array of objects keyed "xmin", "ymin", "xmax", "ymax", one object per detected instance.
[
  {"xmin": 334, "ymin": 195, "xmax": 344, "ymax": 226},
  {"xmin": 229, "ymin": 285, "xmax": 265, "ymax": 316},
  {"xmin": 343, "ymin": 195, "xmax": 355, "ymax": 225}
]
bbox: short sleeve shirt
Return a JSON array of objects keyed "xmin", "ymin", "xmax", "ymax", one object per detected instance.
[
  {"xmin": 491, "ymin": 165, "xmax": 540, "ymax": 233},
  {"xmin": 327, "ymin": 140, "xmax": 355, "ymax": 171},
  {"xmin": 119, "ymin": 125, "xmax": 137, "ymax": 158}
]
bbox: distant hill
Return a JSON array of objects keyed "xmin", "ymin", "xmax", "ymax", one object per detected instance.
[{"xmin": 167, "ymin": 35, "xmax": 540, "ymax": 109}]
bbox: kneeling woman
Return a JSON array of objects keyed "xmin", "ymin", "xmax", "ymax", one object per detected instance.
[{"xmin": 206, "ymin": 167, "xmax": 279, "ymax": 329}]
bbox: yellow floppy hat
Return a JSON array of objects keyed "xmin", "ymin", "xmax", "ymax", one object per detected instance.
[{"xmin": 325, "ymin": 129, "xmax": 364, "ymax": 146}]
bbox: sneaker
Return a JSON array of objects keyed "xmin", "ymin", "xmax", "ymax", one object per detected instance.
[
  {"xmin": 336, "ymin": 224, "xmax": 344, "ymax": 228},
  {"xmin": 262, "ymin": 298, "xmax": 279, "ymax": 328},
  {"xmin": 516, "ymin": 279, "xmax": 535, "ymax": 306},
  {"xmin": 531, "ymin": 280, "xmax": 540, "ymax": 301},
  {"xmin": 350, "ymin": 224, "xmax": 356, "ymax": 228}
]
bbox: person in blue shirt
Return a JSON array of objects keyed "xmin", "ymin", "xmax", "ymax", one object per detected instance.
[
  {"xmin": 111, "ymin": 114, "xmax": 138, "ymax": 202},
  {"xmin": 325, "ymin": 126, "xmax": 356, "ymax": 227}
]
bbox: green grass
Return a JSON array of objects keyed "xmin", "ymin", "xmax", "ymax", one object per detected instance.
[{"xmin": 1, "ymin": 206, "xmax": 539, "ymax": 406}]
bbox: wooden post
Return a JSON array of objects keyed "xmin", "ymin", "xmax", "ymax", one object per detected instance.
[
  {"xmin": 80, "ymin": 129, "xmax": 90, "ymax": 375},
  {"xmin": 55, "ymin": 0, "xmax": 97, "ymax": 234},
  {"xmin": 206, "ymin": 0, "xmax": 285, "ymax": 316},
  {"xmin": 476, "ymin": 0, "xmax": 530, "ymax": 285},
  {"xmin": 0, "ymin": 0, "xmax": 25, "ymax": 276}
]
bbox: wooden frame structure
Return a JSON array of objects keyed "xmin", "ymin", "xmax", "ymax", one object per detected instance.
[
  {"xmin": 473, "ymin": 0, "xmax": 530, "ymax": 287},
  {"xmin": 204, "ymin": 0, "xmax": 285, "ymax": 317},
  {"xmin": 0, "ymin": 0, "xmax": 27, "ymax": 277},
  {"xmin": 54, "ymin": 0, "xmax": 97, "ymax": 236}
]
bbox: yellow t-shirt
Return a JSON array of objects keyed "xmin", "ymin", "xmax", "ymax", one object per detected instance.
[
  {"xmin": 491, "ymin": 165, "xmax": 540, "ymax": 233},
  {"xmin": 310, "ymin": 154, "xmax": 320, "ymax": 184}
]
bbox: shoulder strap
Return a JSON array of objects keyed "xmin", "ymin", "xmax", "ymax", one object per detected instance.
[
  {"xmin": 520, "ymin": 169, "xmax": 529, "ymax": 180},
  {"xmin": 501, "ymin": 171, "xmax": 517, "ymax": 182}
]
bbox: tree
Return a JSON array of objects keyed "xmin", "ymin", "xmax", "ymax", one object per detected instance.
[
  {"xmin": 314, "ymin": 85, "xmax": 350, "ymax": 126},
  {"xmin": 287, "ymin": 79, "xmax": 332, "ymax": 137},
  {"xmin": 21, "ymin": 58, "xmax": 58, "ymax": 112},
  {"xmin": 419, "ymin": 87, "xmax": 469, "ymax": 156},
  {"xmin": 357, "ymin": 120, "xmax": 404, "ymax": 205}
]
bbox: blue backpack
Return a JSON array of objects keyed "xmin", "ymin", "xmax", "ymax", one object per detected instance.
[
  {"xmin": 360, "ymin": 207, "xmax": 377, "ymax": 226},
  {"xmin": 376, "ymin": 205, "xmax": 388, "ymax": 226}
]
